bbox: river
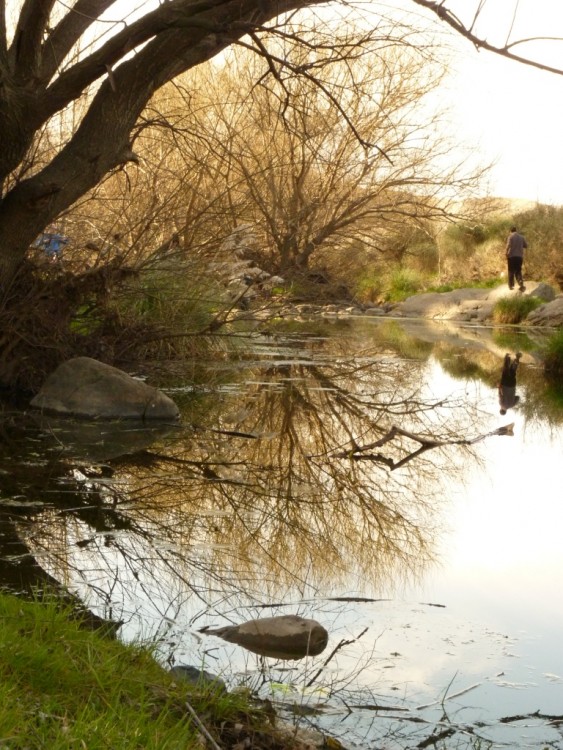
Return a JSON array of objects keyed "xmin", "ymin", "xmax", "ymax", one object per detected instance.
[{"xmin": 1, "ymin": 317, "xmax": 562, "ymax": 749}]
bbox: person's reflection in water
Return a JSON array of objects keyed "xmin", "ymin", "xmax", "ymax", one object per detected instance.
[{"xmin": 499, "ymin": 352, "xmax": 522, "ymax": 415}]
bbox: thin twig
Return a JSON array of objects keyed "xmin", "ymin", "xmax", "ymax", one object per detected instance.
[
  {"xmin": 184, "ymin": 699, "xmax": 222, "ymax": 750},
  {"xmin": 305, "ymin": 627, "xmax": 368, "ymax": 687}
]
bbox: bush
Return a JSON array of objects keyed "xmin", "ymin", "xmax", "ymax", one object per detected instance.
[
  {"xmin": 354, "ymin": 270, "xmax": 384, "ymax": 303},
  {"xmin": 492, "ymin": 295, "xmax": 542, "ymax": 324},
  {"xmin": 385, "ymin": 268, "xmax": 426, "ymax": 302},
  {"xmin": 513, "ymin": 204, "xmax": 563, "ymax": 283}
]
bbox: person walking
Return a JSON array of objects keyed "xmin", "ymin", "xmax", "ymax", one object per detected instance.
[{"xmin": 505, "ymin": 226, "xmax": 527, "ymax": 291}]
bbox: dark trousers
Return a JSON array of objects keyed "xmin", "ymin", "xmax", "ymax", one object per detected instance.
[{"xmin": 507, "ymin": 256, "xmax": 524, "ymax": 289}]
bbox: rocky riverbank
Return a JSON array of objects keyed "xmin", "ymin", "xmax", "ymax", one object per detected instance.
[{"xmin": 250, "ymin": 280, "xmax": 563, "ymax": 328}]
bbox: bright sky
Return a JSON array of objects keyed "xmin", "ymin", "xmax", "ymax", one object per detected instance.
[{"xmin": 421, "ymin": 1, "xmax": 563, "ymax": 206}]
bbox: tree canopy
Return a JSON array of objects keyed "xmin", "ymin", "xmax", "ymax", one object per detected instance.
[{"xmin": 153, "ymin": 38, "xmax": 484, "ymax": 274}]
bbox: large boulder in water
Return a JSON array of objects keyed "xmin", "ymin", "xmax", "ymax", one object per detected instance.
[
  {"xmin": 199, "ymin": 614, "xmax": 328, "ymax": 660},
  {"xmin": 30, "ymin": 357, "xmax": 179, "ymax": 421}
]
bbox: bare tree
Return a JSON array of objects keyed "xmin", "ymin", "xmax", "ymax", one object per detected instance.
[
  {"xmin": 411, "ymin": 0, "xmax": 563, "ymax": 76},
  {"xmin": 167, "ymin": 34, "xmax": 488, "ymax": 274}
]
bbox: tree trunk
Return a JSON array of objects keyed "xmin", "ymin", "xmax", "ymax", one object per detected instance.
[{"xmin": 0, "ymin": 0, "xmax": 311, "ymax": 293}]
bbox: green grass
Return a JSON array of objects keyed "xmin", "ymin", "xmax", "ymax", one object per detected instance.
[
  {"xmin": 0, "ymin": 592, "xmax": 282, "ymax": 750},
  {"xmin": 385, "ymin": 268, "xmax": 426, "ymax": 302},
  {"xmin": 426, "ymin": 277, "xmax": 503, "ymax": 294},
  {"xmin": 363, "ymin": 271, "xmax": 504, "ymax": 305},
  {"xmin": 492, "ymin": 295, "xmax": 543, "ymax": 324},
  {"xmin": 544, "ymin": 329, "xmax": 563, "ymax": 380},
  {"xmin": 69, "ymin": 301, "xmax": 104, "ymax": 335}
]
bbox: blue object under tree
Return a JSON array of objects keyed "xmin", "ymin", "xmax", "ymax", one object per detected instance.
[{"xmin": 33, "ymin": 231, "xmax": 69, "ymax": 260}]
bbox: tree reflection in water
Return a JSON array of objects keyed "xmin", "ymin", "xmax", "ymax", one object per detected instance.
[{"xmin": 0, "ymin": 334, "xmax": 495, "ymax": 632}]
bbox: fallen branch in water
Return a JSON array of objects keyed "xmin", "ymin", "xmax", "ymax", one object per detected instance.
[
  {"xmin": 305, "ymin": 627, "xmax": 369, "ymax": 688},
  {"xmin": 335, "ymin": 423, "xmax": 514, "ymax": 470},
  {"xmin": 416, "ymin": 681, "xmax": 481, "ymax": 710},
  {"xmin": 416, "ymin": 727, "xmax": 456, "ymax": 748},
  {"xmin": 500, "ymin": 710, "xmax": 563, "ymax": 726}
]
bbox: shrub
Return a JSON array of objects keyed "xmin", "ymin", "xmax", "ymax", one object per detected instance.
[
  {"xmin": 492, "ymin": 295, "xmax": 542, "ymax": 324},
  {"xmin": 513, "ymin": 204, "xmax": 563, "ymax": 282},
  {"xmin": 354, "ymin": 270, "xmax": 384, "ymax": 303},
  {"xmin": 385, "ymin": 268, "xmax": 426, "ymax": 302}
]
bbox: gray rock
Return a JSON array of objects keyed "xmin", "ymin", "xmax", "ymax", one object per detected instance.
[
  {"xmin": 391, "ymin": 281, "xmax": 559, "ymax": 324},
  {"xmin": 30, "ymin": 357, "xmax": 179, "ymax": 420},
  {"xmin": 365, "ymin": 306, "xmax": 385, "ymax": 316},
  {"xmin": 525, "ymin": 296, "xmax": 563, "ymax": 327},
  {"xmin": 529, "ymin": 282, "xmax": 556, "ymax": 302},
  {"xmin": 169, "ymin": 665, "xmax": 226, "ymax": 692},
  {"xmin": 199, "ymin": 614, "xmax": 328, "ymax": 660},
  {"xmin": 393, "ymin": 289, "xmax": 489, "ymax": 319}
]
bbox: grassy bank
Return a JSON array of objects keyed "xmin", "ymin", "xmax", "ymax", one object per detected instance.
[
  {"xmin": 0, "ymin": 592, "xmax": 331, "ymax": 749},
  {"xmin": 544, "ymin": 328, "xmax": 563, "ymax": 380}
]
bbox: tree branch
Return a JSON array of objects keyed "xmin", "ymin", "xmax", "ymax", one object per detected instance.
[
  {"xmin": 40, "ymin": 0, "xmax": 116, "ymax": 83},
  {"xmin": 0, "ymin": 0, "xmax": 7, "ymax": 61},
  {"xmin": 39, "ymin": 0, "xmax": 284, "ymax": 118},
  {"xmin": 335, "ymin": 423, "xmax": 514, "ymax": 470},
  {"xmin": 236, "ymin": 35, "xmax": 392, "ymax": 162},
  {"xmin": 411, "ymin": 0, "xmax": 563, "ymax": 76},
  {"xmin": 9, "ymin": 0, "xmax": 56, "ymax": 80}
]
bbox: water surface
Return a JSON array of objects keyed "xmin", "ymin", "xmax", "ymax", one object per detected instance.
[{"xmin": 1, "ymin": 317, "xmax": 562, "ymax": 748}]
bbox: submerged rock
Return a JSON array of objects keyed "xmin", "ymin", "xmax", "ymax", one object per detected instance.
[
  {"xmin": 199, "ymin": 614, "xmax": 329, "ymax": 660},
  {"xmin": 169, "ymin": 665, "xmax": 226, "ymax": 692},
  {"xmin": 30, "ymin": 357, "xmax": 179, "ymax": 421}
]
